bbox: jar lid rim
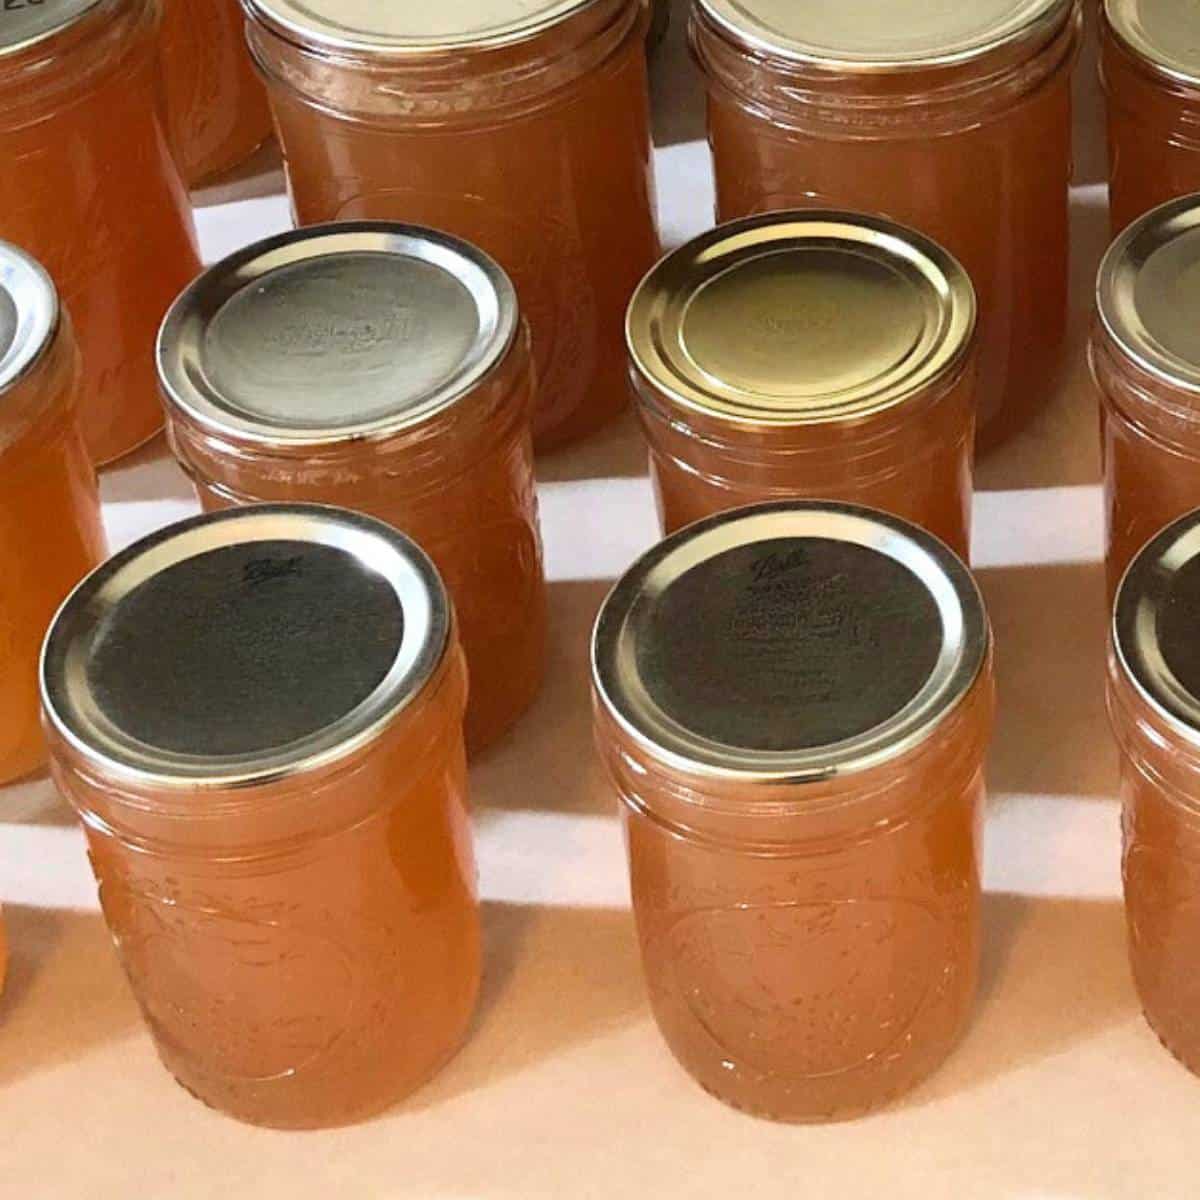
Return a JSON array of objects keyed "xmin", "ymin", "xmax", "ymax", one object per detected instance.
[
  {"xmin": 1106, "ymin": 0, "xmax": 1200, "ymax": 86},
  {"xmin": 0, "ymin": 241, "xmax": 58, "ymax": 397},
  {"xmin": 0, "ymin": 0, "xmax": 105, "ymax": 55}
]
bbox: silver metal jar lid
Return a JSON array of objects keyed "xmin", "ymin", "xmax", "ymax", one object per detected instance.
[
  {"xmin": 0, "ymin": 0, "xmax": 105, "ymax": 54},
  {"xmin": 157, "ymin": 222, "xmax": 519, "ymax": 448},
  {"xmin": 1114, "ymin": 509, "xmax": 1200, "ymax": 747},
  {"xmin": 592, "ymin": 502, "xmax": 989, "ymax": 783},
  {"xmin": 0, "ymin": 240, "xmax": 58, "ymax": 396},
  {"xmin": 1097, "ymin": 195, "xmax": 1200, "ymax": 397},
  {"xmin": 41, "ymin": 505, "xmax": 451, "ymax": 789},
  {"xmin": 694, "ymin": 0, "xmax": 1070, "ymax": 69},
  {"xmin": 243, "ymin": 0, "xmax": 599, "ymax": 54},
  {"xmin": 1105, "ymin": 0, "xmax": 1200, "ymax": 85}
]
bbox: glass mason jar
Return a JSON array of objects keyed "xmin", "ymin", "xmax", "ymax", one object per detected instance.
[
  {"xmin": 626, "ymin": 211, "xmax": 978, "ymax": 558},
  {"xmin": 242, "ymin": 0, "xmax": 661, "ymax": 452},
  {"xmin": 1092, "ymin": 195, "xmax": 1200, "ymax": 599},
  {"xmin": 592, "ymin": 502, "xmax": 995, "ymax": 1121},
  {"xmin": 159, "ymin": 0, "xmax": 274, "ymax": 186},
  {"xmin": 158, "ymin": 223, "xmax": 547, "ymax": 755},
  {"xmin": 0, "ymin": 0, "xmax": 201, "ymax": 466},
  {"xmin": 690, "ymin": 0, "xmax": 1080, "ymax": 449},
  {"xmin": 41, "ymin": 505, "xmax": 480, "ymax": 1129},
  {"xmin": 0, "ymin": 241, "xmax": 106, "ymax": 785},
  {"xmin": 1108, "ymin": 509, "xmax": 1200, "ymax": 1079},
  {"xmin": 1102, "ymin": 0, "xmax": 1200, "ymax": 234}
]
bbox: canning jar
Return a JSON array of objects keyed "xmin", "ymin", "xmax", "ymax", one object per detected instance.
[
  {"xmin": 592, "ymin": 501, "xmax": 994, "ymax": 1121},
  {"xmin": 158, "ymin": 223, "xmax": 547, "ymax": 754},
  {"xmin": 0, "ymin": 241, "xmax": 106, "ymax": 785},
  {"xmin": 159, "ymin": 0, "xmax": 274, "ymax": 186},
  {"xmin": 1102, "ymin": 0, "xmax": 1200, "ymax": 233},
  {"xmin": 243, "ymin": 0, "xmax": 660, "ymax": 452},
  {"xmin": 627, "ymin": 211, "xmax": 978, "ymax": 557},
  {"xmin": 1092, "ymin": 195, "xmax": 1200, "ymax": 598},
  {"xmin": 1108, "ymin": 509, "xmax": 1200, "ymax": 1079},
  {"xmin": 691, "ymin": 0, "xmax": 1080, "ymax": 449},
  {"xmin": 0, "ymin": 0, "xmax": 202, "ymax": 465},
  {"xmin": 41, "ymin": 505, "xmax": 480, "ymax": 1129}
]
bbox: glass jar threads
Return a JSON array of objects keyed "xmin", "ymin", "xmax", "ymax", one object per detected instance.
[
  {"xmin": 591, "ymin": 502, "xmax": 994, "ymax": 1121},
  {"xmin": 41, "ymin": 505, "xmax": 480, "ymax": 1129},
  {"xmin": 1092, "ymin": 195, "xmax": 1200, "ymax": 598},
  {"xmin": 690, "ymin": 0, "xmax": 1080, "ymax": 448},
  {"xmin": 0, "ymin": 0, "xmax": 201, "ymax": 465},
  {"xmin": 1102, "ymin": 0, "xmax": 1200, "ymax": 234},
  {"xmin": 0, "ymin": 241, "xmax": 106, "ymax": 785},
  {"xmin": 242, "ymin": 0, "xmax": 660, "ymax": 452},
  {"xmin": 1109, "ymin": 509, "xmax": 1200, "ymax": 1079},
  {"xmin": 626, "ymin": 211, "xmax": 978, "ymax": 558},
  {"xmin": 159, "ymin": 0, "xmax": 274, "ymax": 186},
  {"xmin": 157, "ymin": 222, "xmax": 547, "ymax": 755}
]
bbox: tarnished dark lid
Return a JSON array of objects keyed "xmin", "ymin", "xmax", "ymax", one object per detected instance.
[
  {"xmin": 157, "ymin": 222, "xmax": 518, "ymax": 448},
  {"xmin": 0, "ymin": 0, "xmax": 103, "ymax": 53},
  {"xmin": 592, "ymin": 502, "xmax": 989, "ymax": 783},
  {"xmin": 0, "ymin": 240, "xmax": 57, "ymax": 396},
  {"xmin": 41, "ymin": 505, "xmax": 451, "ymax": 788}
]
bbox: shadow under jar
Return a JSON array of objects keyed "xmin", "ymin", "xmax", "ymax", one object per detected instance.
[
  {"xmin": 1102, "ymin": 0, "xmax": 1200, "ymax": 235},
  {"xmin": 158, "ymin": 223, "xmax": 547, "ymax": 756},
  {"xmin": 627, "ymin": 210, "xmax": 978, "ymax": 558},
  {"xmin": 1108, "ymin": 510, "xmax": 1200, "ymax": 1080},
  {"xmin": 243, "ymin": 0, "xmax": 661, "ymax": 453},
  {"xmin": 41, "ymin": 505, "xmax": 480, "ymax": 1129},
  {"xmin": 591, "ymin": 502, "xmax": 995, "ymax": 1122},
  {"xmin": 0, "ymin": 241, "xmax": 106, "ymax": 786},
  {"xmin": 1092, "ymin": 195, "xmax": 1200, "ymax": 599},
  {"xmin": 690, "ymin": 0, "xmax": 1080, "ymax": 450},
  {"xmin": 159, "ymin": 0, "xmax": 274, "ymax": 187},
  {"xmin": 0, "ymin": 0, "xmax": 201, "ymax": 466}
]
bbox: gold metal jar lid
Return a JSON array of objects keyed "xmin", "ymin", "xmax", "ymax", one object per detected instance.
[
  {"xmin": 244, "ymin": 0, "xmax": 601, "ymax": 54},
  {"xmin": 0, "ymin": 0, "xmax": 105, "ymax": 54},
  {"xmin": 1114, "ymin": 508, "xmax": 1200, "ymax": 747},
  {"xmin": 627, "ymin": 211, "xmax": 976, "ymax": 428},
  {"xmin": 1097, "ymin": 195, "xmax": 1200, "ymax": 396},
  {"xmin": 1106, "ymin": 0, "xmax": 1200, "ymax": 85},
  {"xmin": 694, "ymin": 0, "xmax": 1071, "ymax": 68},
  {"xmin": 592, "ymin": 501, "xmax": 989, "ymax": 784},
  {"xmin": 157, "ymin": 222, "xmax": 519, "ymax": 448},
  {"xmin": 41, "ymin": 505, "xmax": 452, "ymax": 789},
  {"xmin": 0, "ymin": 240, "xmax": 58, "ymax": 396}
]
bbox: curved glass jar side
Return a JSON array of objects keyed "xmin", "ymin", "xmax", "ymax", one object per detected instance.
[
  {"xmin": 690, "ymin": 5, "xmax": 1080, "ymax": 451},
  {"xmin": 0, "ymin": 0, "xmax": 201, "ymax": 465},
  {"xmin": 593, "ymin": 657, "xmax": 994, "ymax": 1122},
  {"xmin": 46, "ymin": 643, "xmax": 480, "ymax": 1130}
]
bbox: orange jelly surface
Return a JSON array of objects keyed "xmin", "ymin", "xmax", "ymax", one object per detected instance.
[
  {"xmin": 0, "ymin": 0, "xmax": 201, "ymax": 465},
  {"xmin": 159, "ymin": 0, "xmax": 274, "ymax": 185},
  {"xmin": 245, "ymin": 0, "xmax": 660, "ymax": 451},
  {"xmin": 691, "ymin": 0, "xmax": 1079, "ymax": 449}
]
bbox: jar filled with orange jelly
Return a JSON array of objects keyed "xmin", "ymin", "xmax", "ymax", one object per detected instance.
[
  {"xmin": 159, "ymin": 0, "xmax": 274, "ymax": 186},
  {"xmin": 1102, "ymin": 0, "xmax": 1200, "ymax": 234},
  {"xmin": 0, "ymin": 0, "xmax": 201, "ymax": 465},
  {"xmin": 690, "ymin": 0, "xmax": 1080, "ymax": 448},
  {"xmin": 157, "ymin": 223, "xmax": 547, "ymax": 754},
  {"xmin": 626, "ymin": 211, "xmax": 978, "ymax": 558},
  {"xmin": 1108, "ymin": 509, "xmax": 1200, "ymax": 1081},
  {"xmin": 241, "ymin": 0, "xmax": 661, "ymax": 452},
  {"xmin": 592, "ymin": 502, "xmax": 994, "ymax": 1121},
  {"xmin": 0, "ymin": 242, "xmax": 106, "ymax": 786},
  {"xmin": 1092, "ymin": 195, "xmax": 1200, "ymax": 598},
  {"xmin": 41, "ymin": 505, "xmax": 480, "ymax": 1129}
]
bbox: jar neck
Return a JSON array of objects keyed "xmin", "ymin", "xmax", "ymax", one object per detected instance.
[
  {"xmin": 0, "ymin": 316, "xmax": 81, "ymax": 458},
  {"xmin": 691, "ymin": 2, "xmax": 1080, "ymax": 139},
  {"xmin": 596, "ymin": 660, "xmax": 994, "ymax": 856},
  {"xmin": 246, "ymin": 0, "xmax": 645, "ymax": 126},
  {"xmin": 1101, "ymin": 16, "xmax": 1200, "ymax": 146}
]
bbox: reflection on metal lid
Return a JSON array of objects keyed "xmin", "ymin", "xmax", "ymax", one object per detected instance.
[
  {"xmin": 592, "ymin": 501, "xmax": 989, "ymax": 783},
  {"xmin": 1106, "ymin": 0, "xmax": 1200, "ymax": 85},
  {"xmin": 0, "ymin": 240, "xmax": 58, "ymax": 396},
  {"xmin": 0, "ymin": 0, "xmax": 103, "ymax": 54}
]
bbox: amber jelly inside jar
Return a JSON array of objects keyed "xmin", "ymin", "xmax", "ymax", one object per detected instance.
[
  {"xmin": 626, "ymin": 210, "xmax": 978, "ymax": 557},
  {"xmin": 157, "ymin": 221, "xmax": 547, "ymax": 755},
  {"xmin": 41, "ymin": 504, "xmax": 479, "ymax": 1129},
  {"xmin": 591, "ymin": 501, "xmax": 994, "ymax": 1122}
]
